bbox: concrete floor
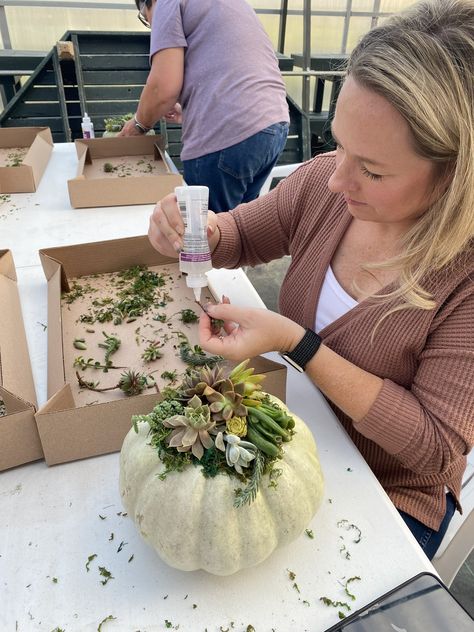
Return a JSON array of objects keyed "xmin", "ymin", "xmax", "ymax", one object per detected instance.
[{"xmin": 246, "ymin": 258, "xmax": 474, "ymax": 618}]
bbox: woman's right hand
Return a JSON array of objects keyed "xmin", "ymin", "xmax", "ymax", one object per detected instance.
[{"xmin": 148, "ymin": 192, "xmax": 220, "ymax": 258}]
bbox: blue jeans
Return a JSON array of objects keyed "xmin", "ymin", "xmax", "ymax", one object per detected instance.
[
  {"xmin": 183, "ymin": 122, "xmax": 289, "ymax": 212},
  {"xmin": 399, "ymin": 493, "xmax": 457, "ymax": 560}
]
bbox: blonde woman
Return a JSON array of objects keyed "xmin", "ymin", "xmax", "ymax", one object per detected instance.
[{"xmin": 148, "ymin": 0, "xmax": 474, "ymax": 559}]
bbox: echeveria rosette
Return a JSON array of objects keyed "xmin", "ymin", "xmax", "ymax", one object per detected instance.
[
  {"xmin": 204, "ymin": 379, "xmax": 247, "ymax": 422},
  {"xmin": 225, "ymin": 416, "xmax": 247, "ymax": 437},
  {"xmin": 163, "ymin": 394, "xmax": 216, "ymax": 459}
]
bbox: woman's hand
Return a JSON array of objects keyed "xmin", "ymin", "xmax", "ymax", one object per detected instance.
[
  {"xmin": 118, "ymin": 118, "xmax": 142, "ymax": 137},
  {"xmin": 148, "ymin": 193, "xmax": 220, "ymax": 257},
  {"xmin": 199, "ymin": 302, "xmax": 305, "ymax": 361},
  {"xmin": 164, "ymin": 103, "xmax": 182, "ymax": 124}
]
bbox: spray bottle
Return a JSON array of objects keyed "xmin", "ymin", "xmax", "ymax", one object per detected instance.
[
  {"xmin": 81, "ymin": 112, "xmax": 95, "ymax": 139},
  {"xmin": 175, "ymin": 185, "xmax": 212, "ymax": 302}
]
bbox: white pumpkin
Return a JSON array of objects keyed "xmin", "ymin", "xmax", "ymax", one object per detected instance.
[{"xmin": 119, "ymin": 396, "xmax": 324, "ymax": 576}]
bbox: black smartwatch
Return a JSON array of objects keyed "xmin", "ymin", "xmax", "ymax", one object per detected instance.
[
  {"xmin": 133, "ymin": 115, "xmax": 151, "ymax": 134},
  {"xmin": 280, "ymin": 328, "xmax": 322, "ymax": 373}
]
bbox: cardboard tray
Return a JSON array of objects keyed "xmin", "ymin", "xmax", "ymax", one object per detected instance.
[
  {"xmin": 37, "ymin": 235, "xmax": 286, "ymax": 466},
  {"xmin": 0, "ymin": 250, "xmax": 42, "ymax": 471},
  {"xmin": 0, "ymin": 127, "xmax": 53, "ymax": 193},
  {"xmin": 68, "ymin": 135, "xmax": 183, "ymax": 208}
]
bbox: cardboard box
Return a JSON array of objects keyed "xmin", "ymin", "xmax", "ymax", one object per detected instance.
[
  {"xmin": 38, "ymin": 235, "xmax": 286, "ymax": 466},
  {"xmin": 0, "ymin": 127, "xmax": 53, "ymax": 193},
  {"xmin": 68, "ymin": 135, "xmax": 183, "ymax": 208},
  {"xmin": 0, "ymin": 250, "xmax": 42, "ymax": 471}
]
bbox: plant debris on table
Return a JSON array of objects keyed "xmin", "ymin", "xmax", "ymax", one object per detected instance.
[{"xmin": 61, "ymin": 263, "xmax": 223, "ymax": 400}]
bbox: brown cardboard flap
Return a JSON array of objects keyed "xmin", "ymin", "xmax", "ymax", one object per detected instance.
[
  {"xmin": 25, "ymin": 127, "xmax": 54, "ymax": 186},
  {"xmin": 36, "ymin": 391, "xmax": 161, "ymax": 465},
  {"xmin": 74, "ymin": 134, "xmax": 165, "ymax": 158},
  {"xmin": 36, "ymin": 383, "xmax": 76, "ymax": 415},
  {"xmin": 249, "ymin": 356, "xmax": 287, "ymax": 402},
  {"xmin": 40, "ymin": 235, "xmax": 176, "ymax": 280},
  {"xmin": 45, "ymin": 265, "xmax": 67, "ymax": 398},
  {"xmin": 0, "ymin": 165, "xmax": 35, "ymax": 193},
  {"xmin": 0, "ymin": 407, "xmax": 43, "ymax": 470},
  {"xmin": 0, "ymin": 249, "xmax": 17, "ymax": 281},
  {"xmin": 0, "ymin": 252, "xmax": 37, "ymax": 407},
  {"xmin": 0, "ymin": 127, "xmax": 41, "ymax": 148},
  {"xmin": 0, "ymin": 385, "xmax": 32, "ymax": 414},
  {"xmin": 0, "ymin": 127, "xmax": 53, "ymax": 193}
]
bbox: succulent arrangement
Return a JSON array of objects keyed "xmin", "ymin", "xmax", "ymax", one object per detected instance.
[
  {"xmin": 132, "ymin": 359, "xmax": 296, "ymax": 507},
  {"xmin": 121, "ymin": 360, "xmax": 324, "ymax": 575},
  {"xmin": 103, "ymin": 113, "xmax": 134, "ymax": 133}
]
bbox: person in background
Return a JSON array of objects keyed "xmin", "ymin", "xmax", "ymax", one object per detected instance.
[
  {"xmin": 148, "ymin": 0, "xmax": 474, "ymax": 559},
  {"xmin": 120, "ymin": 0, "xmax": 289, "ymax": 212}
]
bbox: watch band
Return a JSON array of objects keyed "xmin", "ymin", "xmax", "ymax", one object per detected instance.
[
  {"xmin": 133, "ymin": 115, "xmax": 151, "ymax": 134},
  {"xmin": 280, "ymin": 328, "xmax": 322, "ymax": 373}
]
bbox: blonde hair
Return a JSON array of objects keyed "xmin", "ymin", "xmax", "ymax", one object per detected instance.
[{"xmin": 347, "ymin": 0, "xmax": 474, "ymax": 318}]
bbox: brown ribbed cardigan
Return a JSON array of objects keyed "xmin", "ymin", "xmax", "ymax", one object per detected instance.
[{"xmin": 212, "ymin": 153, "xmax": 474, "ymax": 530}]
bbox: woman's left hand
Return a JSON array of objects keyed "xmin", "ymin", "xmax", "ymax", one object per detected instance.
[
  {"xmin": 118, "ymin": 118, "xmax": 142, "ymax": 137},
  {"xmin": 199, "ymin": 302, "xmax": 305, "ymax": 361}
]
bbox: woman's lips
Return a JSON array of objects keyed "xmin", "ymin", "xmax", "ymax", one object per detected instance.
[{"xmin": 344, "ymin": 195, "xmax": 367, "ymax": 206}]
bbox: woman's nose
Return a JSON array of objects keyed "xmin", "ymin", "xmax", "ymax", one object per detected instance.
[{"xmin": 328, "ymin": 156, "xmax": 358, "ymax": 194}]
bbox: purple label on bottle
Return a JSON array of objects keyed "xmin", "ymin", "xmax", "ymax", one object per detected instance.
[{"xmin": 180, "ymin": 252, "xmax": 211, "ymax": 263}]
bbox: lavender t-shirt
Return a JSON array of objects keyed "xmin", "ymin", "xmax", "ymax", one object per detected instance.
[{"xmin": 150, "ymin": 0, "xmax": 289, "ymax": 161}]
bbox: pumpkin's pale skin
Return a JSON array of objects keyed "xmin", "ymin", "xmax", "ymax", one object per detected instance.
[{"xmin": 119, "ymin": 396, "xmax": 324, "ymax": 576}]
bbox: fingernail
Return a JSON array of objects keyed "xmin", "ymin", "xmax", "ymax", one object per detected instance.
[
  {"xmin": 173, "ymin": 241, "xmax": 182, "ymax": 253},
  {"xmin": 207, "ymin": 225, "xmax": 214, "ymax": 235}
]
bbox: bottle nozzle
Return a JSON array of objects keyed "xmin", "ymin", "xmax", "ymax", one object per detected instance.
[{"xmin": 193, "ymin": 286, "xmax": 202, "ymax": 302}]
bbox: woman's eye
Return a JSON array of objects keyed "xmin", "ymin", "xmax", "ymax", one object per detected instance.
[{"xmin": 361, "ymin": 166, "xmax": 383, "ymax": 181}]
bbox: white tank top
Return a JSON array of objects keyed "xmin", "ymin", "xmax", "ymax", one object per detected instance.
[{"xmin": 315, "ymin": 265, "xmax": 358, "ymax": 333}]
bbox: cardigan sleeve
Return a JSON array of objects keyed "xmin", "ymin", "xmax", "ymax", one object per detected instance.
[
  {"xmin": 211, "ymin": 155, "xmax": 335, "ymax": 269},
  {"xmin": 354, "ymin": 284, "xmax": 474, "ymax": 476}
]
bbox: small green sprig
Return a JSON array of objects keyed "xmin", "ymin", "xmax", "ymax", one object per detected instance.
[
  {"xmin": 179, "ymin": 308, "xmax": 198, "ymax": 323},
  {"xmin": 319, "ymin": 596, "xmax": 351, "ymax": 612},
  {"xmin": 98, "ymin": 615, "xmax": 117, "ymax": 631},
  {"xmin": 98, "ymin": 565, "xmax": 114, "ymax": 585},
  {"xmin": 73, "ymin": 356, "xmax": 125, "ymax": 373},
  {"xmin": 98, "ymin": 331, "xmax": 121, "ymax": 364},
  {"xmin": 337, "ymin": 519, "xmax": 362, "ymax": 543},
  {"xmin": 343, "ymin": 576, "xmax": 361, "ymax": 600},
  {"xmin": 142, "ymin": 341, "xmax": 163, "ymax": 362},
  {"xmin": 160, "ymin": 369, "xmax": 178, "ymax": 383},
  {"xmin": 63, "ymin": 281, "xmax": 96, "ymax": 304},
  {"xmin": 233, "ymin": 450, "xmax": 265, "ymax": 508}
]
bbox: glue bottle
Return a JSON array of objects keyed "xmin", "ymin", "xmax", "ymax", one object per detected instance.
[
  {"xmin": 175, "ymin": 185, "xmax": 212, "ymax": 302},
  {"xmin": 81, "ymin": 112, "xmax": 95, "ymax": 139}
]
